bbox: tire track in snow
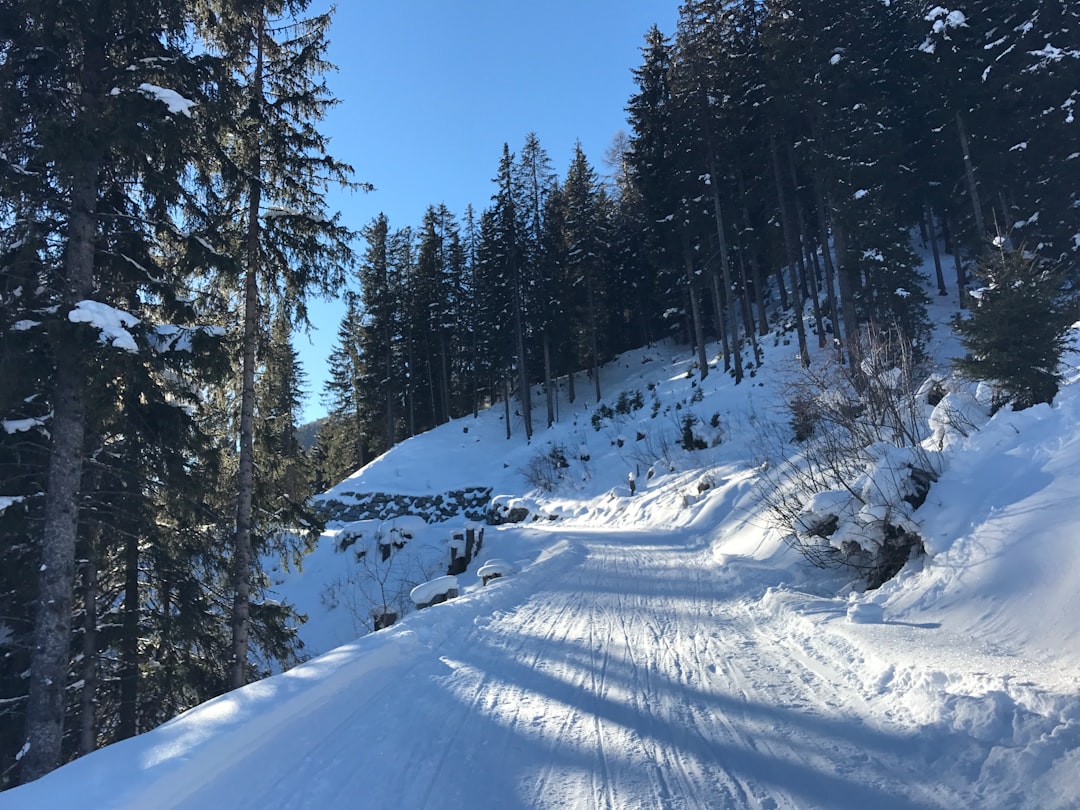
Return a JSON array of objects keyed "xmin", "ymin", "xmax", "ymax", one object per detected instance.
[{"xmin": 161, "ymin": 526, "xmax": 973, "ymax": 809}]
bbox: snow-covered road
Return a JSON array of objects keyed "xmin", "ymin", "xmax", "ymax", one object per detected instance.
[{"xmin": 86, "ymin": 527, "xmax": 987, "ymax": 810}]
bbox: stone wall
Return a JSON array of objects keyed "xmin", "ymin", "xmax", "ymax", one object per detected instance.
[{"xmin": 319, "ymin": 486, "xmax": 493, "ymax": 525}]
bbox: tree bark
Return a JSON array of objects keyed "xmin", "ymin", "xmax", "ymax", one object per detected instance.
[
  {"xmin": 946, "ymin": 213, "xmax": 968, "ymax": 309},
  {"xmin": 231, "ymin": 14, "xmax": 265, "ymax": 691},
  {"xmin": 925, "ymin": 201, "xmax": 947, "ymax": 295},
  {"xmin": 683, "ymin": 235, "xmax": 709, "ymax": 380},
  {"xmin": 786, "ymin": 143, "xmax": 826, "ymax": 349},
  {"xmin": 769, "ymin": 134, "xmax": 808, "ymax": 365},
  {"xmin": 118, "ymin": 524, "xmax": 139, "ymax": 738},
  {"xmin": 585, "ymin": 267, "xmax": 601, "ymax": 402},
  {"xmin": 706, "ymin": 148, "xmax": 741, "ymax": 383},
  {"xmin": 955, "ymin": 111, "xmax": 987, "ymax": 247},
  {"xmin": 78, "ymin": 538, "xmax": 98, "ymax": 757},
  {"xmin": 735, "ymin": 164, "xmax": 769, "ymax": 336},
  {"xmin": 543, "ymin": 332, "xmax": 555, "ymax": 428},
  {"xmin": 22, "ymin": 119, "xmax": 100, "ymax": 780}
]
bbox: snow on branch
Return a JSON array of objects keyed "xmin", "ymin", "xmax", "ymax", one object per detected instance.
[
  {"xmin": 137, "ymin": 83, "xmax": 197, "ymax": 117},
  {"xmin": 69, "ymin": 300, "xmax": 140, "ymax": 353}
]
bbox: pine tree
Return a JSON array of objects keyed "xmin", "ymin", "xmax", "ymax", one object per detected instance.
[
  {"xmin": 561, "ymin": 143, "xmax": 609, "ymax": 402},
  {"xmin": 626, "ymin": 26, "xmax": 685, "ymax": 350},
  {"xmin": 355, "ymin": 214, "xmax": 403, "ymax": 452},
  {"xmin": 193, "ymin": 1, "xmax": 358, "ymax": 689},
  {"xmin": 492, "ymin": 144, "xmax": 533, "ymax": 439},
  {"xmin": 516, "ymin": 135, "xmax": 559, "ymax": 427},
  {"xmin": 954, "ymin": 246, "xmax": 1077, "ymax": 409},
  {"xmin": 0, "ymin": 0, "xmax": 215, "ymax": 779},
  {"xmin": 319, "ymin": 293, "xmax": 370, "ymax": 484}
]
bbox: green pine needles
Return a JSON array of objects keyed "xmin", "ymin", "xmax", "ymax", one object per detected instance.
[{"xmin": 953, "ymin": 245, "xmax": 1078, "ymax": 411}]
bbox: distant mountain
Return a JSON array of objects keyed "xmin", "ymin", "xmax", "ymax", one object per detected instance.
[{"xmin": 296, "ymin": 417, "xmax": 326, "ymax": 451}]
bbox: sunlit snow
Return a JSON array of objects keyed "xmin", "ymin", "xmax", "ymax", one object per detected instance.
[{"xmin": 7, "ymin": 247, "xmax": 1080, "ymax": 809}]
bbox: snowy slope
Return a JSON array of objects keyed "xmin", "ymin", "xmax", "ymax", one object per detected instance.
[{"xmin": 7, "ymin": 267, "xmax": 1080, "ymax": 809}]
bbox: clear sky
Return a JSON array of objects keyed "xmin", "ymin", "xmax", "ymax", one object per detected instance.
[{"xmin": 296, "ymin": 0, "xmax": 680, "ymax": 423}]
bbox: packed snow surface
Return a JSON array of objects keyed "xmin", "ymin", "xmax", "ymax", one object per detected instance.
[{"xmin": 7, "ymin": 260, "xmax": 1080, "ymax": 808}]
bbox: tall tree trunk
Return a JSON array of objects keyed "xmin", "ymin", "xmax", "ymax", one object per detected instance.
[
  {"xmin": 813, "ymin": 170, "xmax": 844, "ymax": 363},
  {"xmin": 585, "ymin": 267, "xmax": 601, "ymax": 402},
  {"xmin": 786, "ymin": 144, "xmax": 826, "ymax": 349},
  {"xmin": 384, "ymin": 323, "xmax": 395, "ymax": 446},
  {"xmin": 231, "ymin": 15, "xmax": 265, "ymax": 691},
  {"xmin": 118, "ymin": 525, "xmax": 139, "ymax": 738},
  {"xmin": 708, "ymin": 264, "xmax": 730, "ymax": 370},
  {"xmin": 78, "ymin": 539, "xmax": 98, "ymax": 757},
  {"xmin": 503, "ymin": 375, "xmax": 512, "ymax": 440},
  {"xmin": 735, "ymin": 164, "xmax": 769, "ymax": 336},
  {"xmin": 925, "ymin": 201, "xmax": 947, "ymax": 295},
  {"xmin": 955, "ymin": 111, "xmax": 987, "ymax": 247},
  {"xmin": 543, "ymin": 332, "xmax": 555, "ymax": 428},
  {"xmin": 513, "ymin": 284, "xmax": 532, "ymax": 441},
  {"xmin": 706, "ymin": 148, "xmax": 741, "ymax": 383},
  {"xmin": 769, "ymin": 134, "xmax": 809, "ymax": 365},
  {"xmin": 946, "ymin": 213, "xmax": 968, "ymax": 309},
  {"xmin": 683, "ymin": 235, "xmax": 709, "ymax": 380},
  {"xmin": 830, "ymin": 194, "xmax": 861, "ymax": 367},
  {"xmin": 737, "ymin": 250, "xmax": 763, "ymax": 368},
  {"xmin": 23, "ymin": 154, "xmax": 100, "ymax": 783}
]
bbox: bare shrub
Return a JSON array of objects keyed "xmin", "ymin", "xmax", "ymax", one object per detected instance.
[
  {"xmin": 321, "ymin": 529, "xmax": 444, "ymax": 635},
  {"xmin": 760, "ymin": 322, "xmax": 943, "ymax": 587},
  {"xmin": 521, "ymin": 444, "xmax": 570, "ymax": 492}
]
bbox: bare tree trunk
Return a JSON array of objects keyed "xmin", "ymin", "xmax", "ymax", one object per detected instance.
[
  {"xmin": 706, "ymin": 148, "xmax": 741, "ymax": 383},
  {"xmin": 585, "ymin": 267, "xmax": 601, "ymax": 402},
  {"xmin": 735, "ymin": 164, "xmax": 769, "ymax": 336},
  {"xmin": 513, "ymin": 285, "xmax": 532, "ymax": 440},
  {"xmin": 812, "ymin": 170, "xmax": 844, "ymax": 363},
  {"xmin": 830, "ymin": 194, "xmax": 861, "ymax": 367},
  {"xmin": 384, "ymin": 323, "xmax": 395, "ymax": 447},
  {"xmin": 769, "ymin": 134, "xmax": 809, "ymax": 366},
  {"xmin": 946, "ymin": 213, "xmax": 968, "ymax": 309},
  {"xmin": 956, "ymin": 111, "xmax": 987, "ymax": 247},
  {"xmin": 504, "ymin": 376, "xmax": 512, "ymax": 440},
  {"xmin": 543, "ymin": 332, "xmax": 555, "ymax": 428},
  {"xmin": 118, "ymin": 526, "xmax": 139, "ymax": 738},
  {"xmin": 23, "ymin": 153, "xmax": 100, "ymax": 783},
  {"xmin": 737, "ymin": 251, "xmax": 763, "ymax": 367},
  {"xmin": 78, "ymin": 540, "xmax": 98, "ymax": 757},
  {"xmin": 708, "ymin": 265, "xmax": 730, "ymax": 371},
  {"xmin": 786, "ymin": 143, "xmax": 826, "ymax": 349},
  {"xmin": 683, "ymin": 235, "xmax": 709, "ymax": 380},
  {"xmin": 925, "ymin": 201, "xmax": 947, "ymax": 295},
  {"xmin": 438, "ymin": 330, "xmax": 451, "ymax": 424},
  {"xmin": 231, "ymin": 14, "xmax": 265, "ymax": 691}
]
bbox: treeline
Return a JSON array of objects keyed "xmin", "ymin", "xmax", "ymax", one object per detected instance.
[
  {"xmin": 0, "ymin": 0, "xmax": 356, "ymax": 785},
  {"xmin": 316, "ymin": 0, "xmax": 1079, "ymax": 484}
]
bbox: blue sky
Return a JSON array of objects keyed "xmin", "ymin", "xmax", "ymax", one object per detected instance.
[{"xmin": 295, "ymin": 0, "xmax": 679, "ymax": 423}]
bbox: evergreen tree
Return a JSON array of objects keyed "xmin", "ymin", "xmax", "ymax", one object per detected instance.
[
  {"xmin": 356, "ymin": 214, "xmax": 402, "ymax": 453},
  {"xmin": 319, "ymin": 293, "xmax": 370, "ymax": 485},
  {"xmin": 515, "ymin": 134, "xmax": 559, "ymax": 427},
  {"xmin": 626, "ymin": 26, "xmax": 685, "ymax": 348},
  {"xmin": 954, "ymin": 246, "xmax": 1077, "ymax": 409},
  {"xmin": 193, "ymin": 0, "xmax": 357, "ymax": 689},
  {"xmin": 0, "ymin": 0, "xmax": 214, "ymax": 780},
  {"xmin": 491, "ymin": 144, "xmax": 533, "ymax": 438},
  {"xmin": 561, "ymin": 143, "xmax": 609, "ymax": 402}
]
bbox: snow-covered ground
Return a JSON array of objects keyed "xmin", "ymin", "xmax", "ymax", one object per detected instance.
[{"xmin": 7, "ymin": 263, "xmax": 1080, "ymax": 808}]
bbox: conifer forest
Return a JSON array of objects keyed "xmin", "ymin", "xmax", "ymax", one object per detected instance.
[{"xmin": 1, "ymin": 0, "xmax": 1077, "ymax": 788}]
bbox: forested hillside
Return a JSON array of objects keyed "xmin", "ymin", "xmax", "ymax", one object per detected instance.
[
  {"xmin": 1, "ymin": 0, "xmax": 1077, "ymax": 792},
  {"xmin": 313, "ymin": 0, "xmax": 1080, "ymax": 483}
]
